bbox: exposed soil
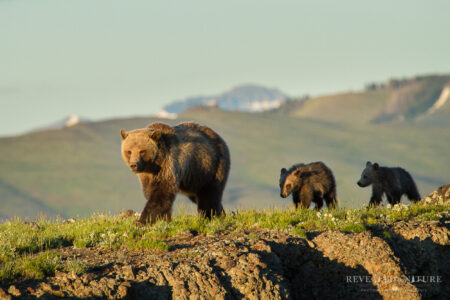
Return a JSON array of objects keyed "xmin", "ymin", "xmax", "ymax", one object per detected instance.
[{"xmin": 0, "ymin": 219, "xmax": 448, "ymax": 299}]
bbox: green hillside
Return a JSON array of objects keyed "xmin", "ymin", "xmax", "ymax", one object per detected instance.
[
  {"xmin": 286, "ymin": 90, "xmax": 389, "ymax": 124},
  {"xmin": 0, "ymin": 105, "xmax": 448, "ymax": 220}
]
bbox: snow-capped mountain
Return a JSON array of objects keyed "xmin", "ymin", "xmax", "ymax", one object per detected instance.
[{"xmin": 157, "ymin": 84, "xmax": 288, "ymax": 117}]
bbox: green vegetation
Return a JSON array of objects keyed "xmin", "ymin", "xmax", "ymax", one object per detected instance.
[
  {"xmin": 0, "ymin": 251, "xmax": 87, "ymax": 281},
  {"xmin": 382, "ymin": 231, "xmax": 391, "ymax": 240},
  {"xmin": 0, "ymin": 204, "xmax": 446, "ymax": 282}
]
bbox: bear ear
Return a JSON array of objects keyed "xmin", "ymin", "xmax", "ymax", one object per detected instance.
[
  {"xmin": 373, "ymin": 163, "xmax": 379, "ymax": 170},
  {"xmin": 293, "ymin": 169, "xmax": 301, "ymax": 176},
  {"xmin": 148, "ymin": 130, "xmax": 162, "ymax": 141},
  {"xmin": 281, "ymin": 168, "xmax": 287, "ymax": 174},
  {"xmin": 366, "ymin": 161, "xmax": 372, "ymax": 167},
  {"xmin": 147, "ymin": 123, "xmax": 175, "ymax": 142},
  {"xmin": 148, "ymin": 122, "xmax": 176, "ymax": 135},
  {"xmin": 120, "ymin": 129, "xmax": 128, "ymax": 140}
]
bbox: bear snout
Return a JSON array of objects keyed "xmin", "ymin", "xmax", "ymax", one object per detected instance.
[
  {"xmin": 357, "ymin": 181, "xmax": 367, "ymax": 187},
  {"xmin": 129, "ymin": 164, "xmax": 138, "ymax": 172}
]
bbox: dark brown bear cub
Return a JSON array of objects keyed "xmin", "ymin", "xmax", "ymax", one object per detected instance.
[
  {"xmin": 279, "ymin": 162, "xmax": 337, "ymax": 210},
  {"xmin": 357, "ymin": 161, "xmax": 421, "ymax": 207},
  {"xmin": 120, "ymin": 122, "xmax": 230, "ymax": 224}
]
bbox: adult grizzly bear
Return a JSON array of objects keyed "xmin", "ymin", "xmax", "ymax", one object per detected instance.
[
  {"xmin": 357, "ymin": 161, "xmax": 421, "ymax": 207},
  {"xmin": 120, "ymin": 122, "xmax": 230, "ymax": 224},
  {"xmin": 279, "ymin": 162, "xmax": 337, "ymax": 210}
]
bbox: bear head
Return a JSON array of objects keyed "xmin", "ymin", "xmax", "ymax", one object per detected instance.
[
  {"xmin": 357, "ymin": 161, "xmax": 379, "ymax": 187},
  {"xmin": 279, "ymin": 167, "xmax": 302, "ymax": 198},
  {"xmin": 120, "ymin": 123, "xmax": 175, "ymax": 173}
]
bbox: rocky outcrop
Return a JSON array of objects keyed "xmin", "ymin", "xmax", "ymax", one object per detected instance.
[
  {"xmin": 420, "ymin": 184, "xmax": 450, "ymax": 206},
  {"xmin": 1, "ymin": 218, "xmax": 448, "ymax": 299}
]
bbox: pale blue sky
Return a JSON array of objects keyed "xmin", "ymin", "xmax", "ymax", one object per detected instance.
[{"xmin": 1, "ymin": 0, "xmax": 450, "ymax": 136}]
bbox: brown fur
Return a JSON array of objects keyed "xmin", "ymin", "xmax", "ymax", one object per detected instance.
[
  {"xmin": 121, "ymin": 122, "xmax": 230, "ymax": 224},
  {"xmin": 279, "ymin": 162, "xmax": 337, "ymax": 210}
]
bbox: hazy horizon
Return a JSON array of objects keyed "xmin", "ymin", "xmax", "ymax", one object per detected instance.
[{"xmin": 1, "ymin": 0, "xmax": 450, "ymax": 136}]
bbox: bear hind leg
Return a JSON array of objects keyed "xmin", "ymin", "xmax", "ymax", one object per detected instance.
[
  {"xmin": 324, "ymin": 190, "xmax": 337, "ymax": 209},
  {"xmin": 196, "ymin": 183, "xmax": 225, "ymax": 219},
  {"xmin": 406, "ymin": 187, "xmax": 421, "ymax": 202},
  {"xmin": 313, "ymin": 192, "xmax": 324, "ymax": 211}
]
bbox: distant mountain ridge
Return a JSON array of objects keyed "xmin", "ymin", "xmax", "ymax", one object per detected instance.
[
  {"xmin": 277, "ymin": 74, "xmax": 450, "ymax": 126},
  {"xmin": 158, "ymin": 84, "xmax": 288, "ymax": 117},
  {"xmin": 30, "ymin": 115, "xmax": 90, "ymax": 133}
]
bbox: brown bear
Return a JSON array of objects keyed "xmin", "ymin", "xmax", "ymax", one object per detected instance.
[
  {"xmin": 357, "ymin": 161, "xmax": 421, "ymax": 207},
  {"xmin": 279, "ymin": 162, "xmax": 337, "ymax": 210},
  {"xmin": 120, "ymin": 122, "xmax": 230, "ymax": 224}
]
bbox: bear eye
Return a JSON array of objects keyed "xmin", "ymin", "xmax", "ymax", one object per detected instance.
[
  {"xmin": 127, "ymin": 150, "xmax": 131, "ymax": 156},
  {"xmin": 286, "ymin": 184, "xmax": 292, "ymax": 190},
  {"xmin": 363, "ymin": 175, "xmax": 367, "ymax": 179},
  {"xmin": 139, "ymin": 150, "xmax": 146, "ymax": 155}
]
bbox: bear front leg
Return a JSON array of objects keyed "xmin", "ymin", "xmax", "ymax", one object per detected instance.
[
  {"xmin": 292, "ymin": 190, "xmax": 301, "ymax": 209},
  {"xmin": 368, "ymin": 186, "xmax": 383, "ymax": 207},
  {"xmin": 299, "ymin": 186, "xmax": 313, "ymax": 209},
  {"xmin": 387, "ymin": 192, "xmax": 401, "ymax": 205},
  {"xmin": 197, "ymin": 183, "xmax": 225, "ymax": 219},
  {"xmin": 139, "ymin": 188, "xmax": 176, "ymax": 225}
]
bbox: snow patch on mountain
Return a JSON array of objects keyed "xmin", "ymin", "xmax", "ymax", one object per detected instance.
[
  {"xmin": 159, "ymin": 84, "xmax": 288, "ymax": 117},
  {"xmin": 65, "ymin": 115, "xmax": 82, "ymax": 127},
  {"xmin": 427, "ymin": 86, "xmax": 450, "ymax": 114}
]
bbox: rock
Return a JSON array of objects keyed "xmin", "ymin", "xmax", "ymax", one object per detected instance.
[
  {"xmin": 118, "ymin": 210, "xmax": 136, "ymax": 218},
  {"xmin": 306, "ymin": 239, "xmax": 316, "ymax": 248},
  {"xmin": 117, "ymin": 282, "xmax": 131, "ymax": 299},
  {"xmin": 81, "ymin": 273, "xmax": 95, "ymax": 284},
  {"xmin": 7, "ymin": 286, "xmax": 20, "ymax": 297},
  {"xmin": 39, "ymin": 282, "xmax": 53, "ymax": 293},
  {"xmin": 420, "ymin": 184, "xmax": 450, "ymax": 206},
  {"xmin": 0, "ymin": 288, "xmax": 11, "ymax": 300},
  {"xmin": 122, "ymin": 265, "xmax": 135, "ymax": 280}
]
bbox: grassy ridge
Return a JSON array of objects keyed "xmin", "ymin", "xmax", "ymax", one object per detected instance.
[
  {"xmin": 0, "ymin": 204, "xmax": 447, "ymax": 282},
  {"xmin": 282, "ymin": 74, "xmax": 450, "ymax": 125},
  {"xmin": 289, "ymin": 90, "xmax": 389, "ymax": 124}
]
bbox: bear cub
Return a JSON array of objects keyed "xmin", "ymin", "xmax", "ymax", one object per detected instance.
[
  {"xmin": 120, "ymin": 122, "xmax": 230, "ymax": 224},
  {"xmin": 357, "ymin": 161, "xmax": 421, "ymax": 207},
  {"xmin": 279, "ymin": 161, "xmax": 337, "ymax": 210}
]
